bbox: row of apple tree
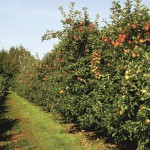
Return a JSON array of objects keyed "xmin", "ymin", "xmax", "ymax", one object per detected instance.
[
  {"xmin": 12, "ymin": 0, "xmax": 150, "ymax": 149},
  {"xmin": 0, "ymin": 50, "xmax": 9, "ymax": 100},
  {"xmin": 0, "ymin": 76, "xmax": 7, "ymax": 99}
]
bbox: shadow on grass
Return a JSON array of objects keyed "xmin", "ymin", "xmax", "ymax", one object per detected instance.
[
  {"xmin": 0, "ymin": 118, "xmax": 18, "ymax": 141},
  {"xmin": 61, "ymin": 121, "xmax": 137, "ymax": 150},
  {"xmin": 84, "ymin": 130, "xmax": 138, "ymax": 150},
  {"xmin": 0, "ymin": 95, "xmax": 19, "ymax": 143},
  {"xmin": 0, "ymin": 97, "xmax": 8, "ymax": 115}
]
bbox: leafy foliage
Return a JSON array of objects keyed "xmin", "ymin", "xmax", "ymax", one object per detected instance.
[
  {"xmin": 12, "ymin": 1, "xmax": 150, "ymax": 149},
  {"xmin": 0, "ymin": 76, "xmax": 7, "ymax": 99}
]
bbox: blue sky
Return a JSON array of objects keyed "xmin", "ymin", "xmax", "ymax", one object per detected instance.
[{"xmin": 0, "ymin": 0, "xmax": 150, "ymax": 59}]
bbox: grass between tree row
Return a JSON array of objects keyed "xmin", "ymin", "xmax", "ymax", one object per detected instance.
[{"xmin": 0, "ymin": 92, "xmax": 115, "ymax": 150}]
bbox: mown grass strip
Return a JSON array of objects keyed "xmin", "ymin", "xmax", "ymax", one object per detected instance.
[
  {"xmin": 11, "ymin": 92, "xmax": 84, "ymax": 150},
  {"xmin": 0, "ymin": 92, "xmax": 103, "ymax": 150}
]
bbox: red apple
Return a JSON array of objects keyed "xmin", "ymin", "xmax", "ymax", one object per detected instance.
[
  {"xmin": 139, "ymin": 39, "xmax": 144, "ymax": 43},
  {"xmin": 146, "ymin": 22, "xmax": 150, "ymax": 27},
  {"xmin": 89, "ymin": 23, "xmax": 94, "ymax": 29},
  {"xmin": 111, "ymin": 41, "xmax": 116, "ymax": 45},
  {"xmin": 122, "ymin": 65, "xmax": 126, "ymax": 70},
  {"xmin": 85, "ymin": 49, "xmax": 89, "ymax": 53},
  {"xmin": 66, "ymin": 18, "xmax": 72, "ymax": 23},
  {"xmin": 131, "ymin": 52, "xmax": 137, "ymax": 58},
  {"xmin": 74, "ymin": 36, "xmax": 78, "ymax": 40},
  {"xmin": 146, "ymin": 32, "xmax": 150, "ymax": 35},
  {"xmin": 131, "ymin": 23, "xmax": 137, "ymax": 29},
  {"xmin": 104, "ymin": 38, "xmax": 110, "ymax": 43},
  {"xmin": 128, "ymin": 40, "xmax": 132, "ymax": 45},
  {"xmin": 80, "ymin": 22, "xmax": 84, "ymax": 26},
  {"xmin": 123, "ymin": 49, "xmax": 130, "ymax": 53},
  {"xmin": 115, "ymin": 41, "xmax": 120, "ymax": 46},
  {"xmin": 144, "ymin": 25, "xmax": 149, "ymax": 31},
  {"xmin": 119, "ymin": 37, "xmax": 125, "ymax": 43},
  {"xmin": 80, "ymin": 27, "xmax": 84, "ymax": 31}
]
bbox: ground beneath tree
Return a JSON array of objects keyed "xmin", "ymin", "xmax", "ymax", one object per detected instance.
[{"xmin": 0, "ymin": 92, "xmax": 115, "ymax": 150}]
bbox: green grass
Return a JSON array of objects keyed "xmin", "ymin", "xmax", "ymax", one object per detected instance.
[{"xmin": 0, "ymin": 92, "xmax": 106, "ymax": 150}]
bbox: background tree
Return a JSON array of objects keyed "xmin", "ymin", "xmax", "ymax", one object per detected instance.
[{"xmin": 0, "ymin": 49, "xmax": 7, "ymax": 74}]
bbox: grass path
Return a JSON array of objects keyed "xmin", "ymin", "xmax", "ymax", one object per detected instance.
[{"xmin": 0, "ymin": 92, "xmax": 107, "ymax": 150}]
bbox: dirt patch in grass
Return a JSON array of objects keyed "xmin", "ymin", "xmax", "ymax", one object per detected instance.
[
  {"xmin": 10, "ymin": 131, "xmax": 30, "ymax": 142},
  {"xmin": 57, "ymin": 117, "xmax": 117, "ymax": 150}
]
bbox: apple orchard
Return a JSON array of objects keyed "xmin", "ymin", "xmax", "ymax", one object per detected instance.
[{"xmin": 1, "ymin": 0, "xmax": 150, "ymax": 149}]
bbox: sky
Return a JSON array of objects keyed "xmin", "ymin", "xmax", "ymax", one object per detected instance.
[{"xmin": 0, "ymin": 0, "xmax": 150, "ymax": 59}]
